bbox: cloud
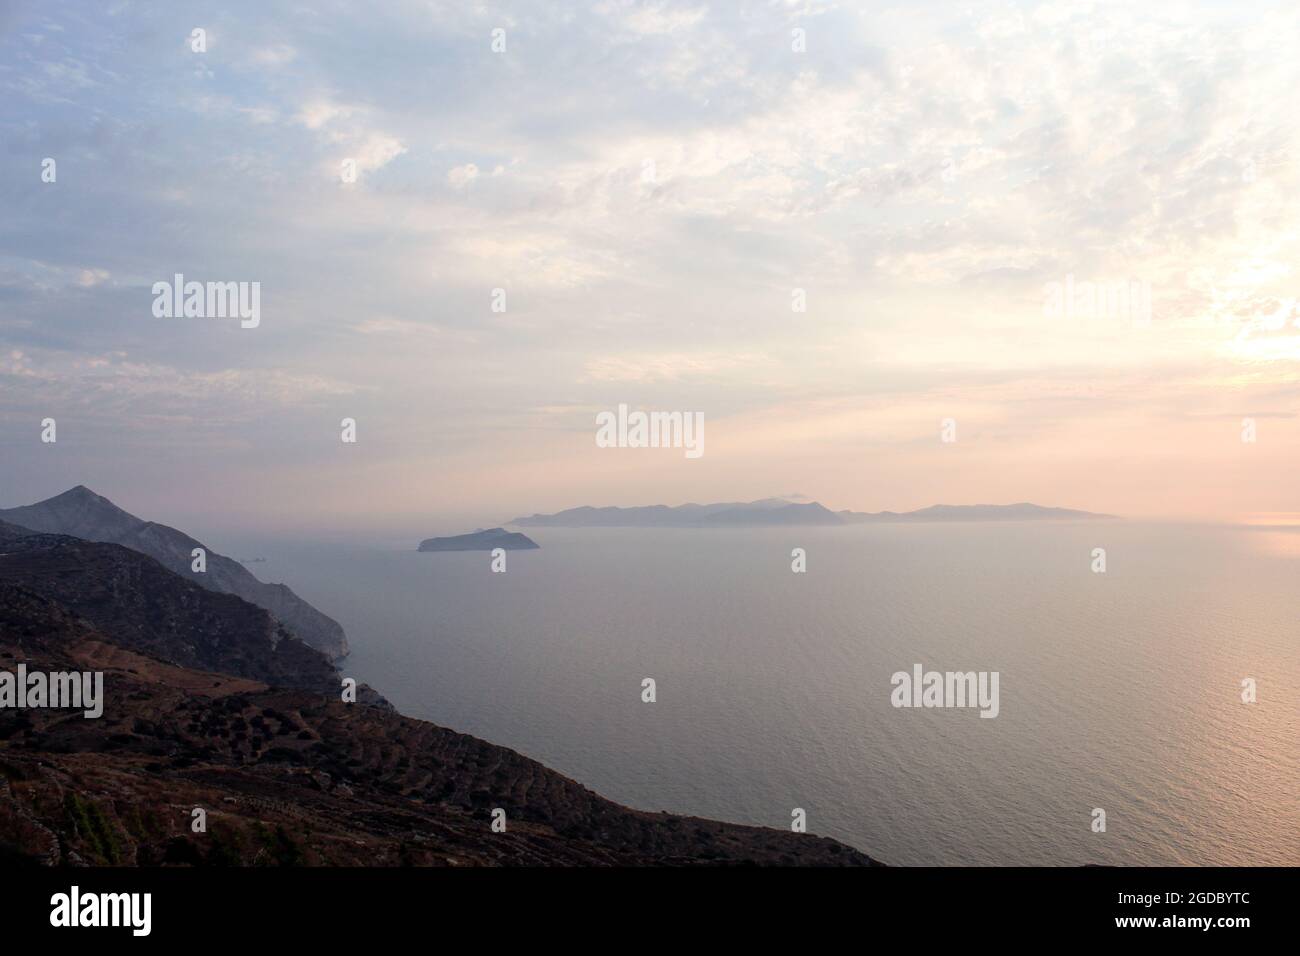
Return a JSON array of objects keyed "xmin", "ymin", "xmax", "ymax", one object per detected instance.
[
  {"xmin": 351, "ymin": 131, "xmax": 406, "ymax": 174},
  {"xmin": 0, "ymin": 348, "xmax": 359, "ymax": 425},
  {"xmin": 250, "ymin": 44, "xmax": 298, "ymax": 68},
  {"xmin": 584, "ymin": 352, "xmax": 772, "ymax": 383},
  {"xmin": 296, "ymin": 99, "xmax": 347, "ymax": 130},
  {"xmin": 447, "ymin": 163, "xmax": 479, "ymax": 188},
  {"xmin": 76, "ymin": 268, "xmax": 110, "ymax": 287},
  {"xmin": 2, "ymin": 0, "xmax": 1299, "ymax": 521}
]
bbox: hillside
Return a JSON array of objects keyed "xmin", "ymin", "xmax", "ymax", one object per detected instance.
[
  {"xmin": 0, "ymin": 522, "xmax": 876, "ymax": 867},
  {"xmin": 0, "ymin": 487, "xmax": 348, "ymax": 660}
]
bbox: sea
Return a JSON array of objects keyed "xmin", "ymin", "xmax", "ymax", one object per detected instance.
[{"xmin": 225, "ymin": 521, "xmax": 1299, "ymax": 865}]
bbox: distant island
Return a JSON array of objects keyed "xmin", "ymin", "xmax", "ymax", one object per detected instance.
[
  {"xmin": 840, "ymin": 502, "xmax": 1117, "ymax": 523},
  {"xmin": 0, "ymin": 510, "xmax": 868, "ymax": 866},
  {"xmin": 511, "ymin": 498, "xmax": 1116, "ymax": 528},
  {"xmin": 418, "ymin": 527, "xmax": 540, "ymax": 552}
]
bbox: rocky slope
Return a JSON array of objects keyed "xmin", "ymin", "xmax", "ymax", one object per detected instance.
[
  {"xmin": 0, "ymin": 487, "xmax": 348, "ymax": 660},
  {"xmin": 0, "ymin": 529, "xmax": 346, "ymax": 698},
  {"xmin": 0, "ymin": 521, "xmax": 877, "ymax": 866}
]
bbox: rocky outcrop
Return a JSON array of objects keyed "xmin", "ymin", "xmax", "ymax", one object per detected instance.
[
  {"xmin": 0, "ymin": 528, "xmax": 878, "ymax": 867},
  {"xmin": 0, "ymin": 486, "xmax": 349, "ymax": 660},
  {"xmin": 0, "ymin": 530, "xmax": 387, "ymax": 708}
]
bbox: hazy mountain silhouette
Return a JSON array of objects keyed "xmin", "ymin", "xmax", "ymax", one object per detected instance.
[
  {"xmin": 700, "ymin": 501, "xmax": 843, "ymax": 526},
  {"xmin": 0, "ymin": 518, "xmax": 874, "ymax": 866},
  {"xmin": 839, "ymin": 502, "xmax": 1117, "ymax": 522},
  {"xmin": 513, "ymin": 498, "xmax": 1114, "ymax": 527},
  {"xmin": 0, "ymin": 526, "xmax": 347, "ymax": 696},
  {"xmin": 0, "ymin": 486, "xmax": 349, "ymax": 660},
  {"xmin": 512, "ymin": 498, "xmax": 836, "ymax": 527}
]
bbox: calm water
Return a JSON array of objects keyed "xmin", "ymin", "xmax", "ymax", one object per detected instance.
[{"xmin": 231, "ymin": 522, "xmax": 1299, "ymax": 865}]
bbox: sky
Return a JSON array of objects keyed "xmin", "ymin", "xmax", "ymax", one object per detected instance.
[{"xmin": 2, "ymin": 0, "xmax": 1299, "ymax": 536}]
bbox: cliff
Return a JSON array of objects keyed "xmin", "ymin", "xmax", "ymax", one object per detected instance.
[
  {"xmin": 0, "ymin": 487, "xmax": 349, "ymax": 661},
  {"xmin": 0, "ymin": 521, "xmax": 877, "ymax": 866}
]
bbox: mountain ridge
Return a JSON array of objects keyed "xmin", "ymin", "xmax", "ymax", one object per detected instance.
[
  {"xmin": 0, "ymin": 523, "xmax": 384, "ymax": 705},
  {"xmin": 511, "ymin": 498, "xmax": 1116, "ymax": 528},
  {"xmin": 0, "ymin": 520, "xmax": 876, "ymax": 866},
  {"xmin": 0, "ymin": 486, "xmax": 349, "ymax": 661}
]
